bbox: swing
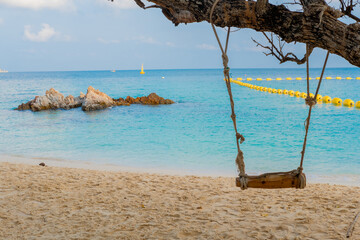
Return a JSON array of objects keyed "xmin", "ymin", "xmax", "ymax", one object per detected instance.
[{"xmin": 210, "ymin": 0, "xmax": 330, "ymax": 190}]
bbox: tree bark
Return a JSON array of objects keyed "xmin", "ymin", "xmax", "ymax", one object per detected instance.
[{"xmin": 144, "ymin": 0, "xmax": 360, "ymax": 67}]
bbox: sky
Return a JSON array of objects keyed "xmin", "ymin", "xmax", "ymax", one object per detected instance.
[{"xmin": 0, "ymin": 0, "xmax": 357, "ymax": 71}]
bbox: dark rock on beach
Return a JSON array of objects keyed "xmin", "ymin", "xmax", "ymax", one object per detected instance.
[{"xmin": 16, "ymin": 86, "xmax": 174, "ymax": 112}]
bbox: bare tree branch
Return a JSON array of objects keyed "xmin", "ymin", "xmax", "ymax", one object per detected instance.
[{"xmin": 252, "ymin": 33, "xmax": 314, "ymax": 64}]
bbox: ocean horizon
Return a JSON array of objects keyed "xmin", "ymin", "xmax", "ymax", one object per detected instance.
[{"xmin": 1, "ymin": 68, "xmax": 359, "ymax": 185}]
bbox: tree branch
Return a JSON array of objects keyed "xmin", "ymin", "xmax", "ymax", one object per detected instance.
[{"xmin": 121, "ymin": 0, "xmax": 360, "ymax": 67}]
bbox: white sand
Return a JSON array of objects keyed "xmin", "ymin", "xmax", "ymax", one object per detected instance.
[{"xmin": 0, "ymin": 162, "xmax": 359, "ymax": 239}]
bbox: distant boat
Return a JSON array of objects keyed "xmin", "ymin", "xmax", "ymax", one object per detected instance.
[
  {"xmin": 140, "ymin": 64, "xmax": 145, "ymax": 75},
  {"xmin": 0, "ymin": 68, "xmax": 8, "ymax": 73},
  {"xmin": 111, "ymin": 70, "xmax": 116, "ymax": 72}
]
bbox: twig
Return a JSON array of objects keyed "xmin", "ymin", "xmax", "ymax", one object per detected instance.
[
  {"xmin": 252, "ymin": 32, "xmax": 314, "ymax": 65},
  {"xmin": 347, "ymin": 212, "xmax": 360, "ymax": 238}
]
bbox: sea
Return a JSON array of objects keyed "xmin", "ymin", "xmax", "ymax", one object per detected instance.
[{"xmin": 0, "ymin": 68, "xmax": 359, "ymax": 184}]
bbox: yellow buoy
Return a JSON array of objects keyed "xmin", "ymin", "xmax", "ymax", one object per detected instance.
[
  {"xmin": 296, "ymin": 77, "xmax": 302, "ymax": 80},
  {"xmin": 343, "ymin": 99, "xmax": 354, "ymax": 107},
  {"xmin": 247, "ymin": 78, "xmax": 253, "ymax": 81},
  {"xmin": 309, "ymin": 77, "xmax": 312, "ymax": 80},
  {"xmin": 272, "ymin": 89, "xmax": 278, "ymax": 93},
  {"xmin": 283, "ymin": 89, "xmax": 289, "ymax": 95},
  {"xmin": 276, "ymin": 78, "xmax": 282, "ymax": 80},
  {"xmin": 322, "ymin": 96, "xmax": 331, "ymax": 104},
  {"xmin": 256, "ymin": 86, "xmax": 261, "ymax": 91},
  {"xmin": 140, "ymin": 64, "xmax": 145, "ymax": 74},
  {"xmin": 237, "ymin": 77, "xmax": 243, "ymax": 81},
  {"xmin": 309, "ymin": 93, "xmax": 314, "ymax": 98},
  {"xmin": 266, "ymin": 78, "xmax": 272, "ymax": 81},
  {"xmin": 336, "ymin": 77, "xmax": 342, "ymax": 80},
  {"xmin": 230, "ymin": 78, "xmax": 233, "ymax": 81},
  {"xmin": 264, "ymin": 87, "xmax": 268, "ymax": 92},
  {"xmin": 316, "ymin": 94, "xmax": 323, "ymax": 102},
  {"xmin": 268, "ymin": 88, "xmax": 273, "ymax": 93},
  {"xmin": 301, "ymin": 92, "xmax": 307, "ymax": 99},
  {"xmin": 325, "ymin": 77, "xmax": 332, "ymax": 79},
  {"xmin": 286, "ymin": 77, "xmax": 292, "ymax": 80},
  {"xmin": 295, "ymin": 91, "xmax": 301, "ymax": 97},
  {"xmin": 356, "ymin": 77, "xmax": 360, "ymax": 80},
  {"xmin": 346, "ymin": 77, "xmax": 352, "ymax": 80},
  {"xmin": 289, "ymin": 90, "xmax": 294, "ymax": 96},
  {"xmin": 332, "ymin": 97, "xmax": 342, "ymax": 106},
  {"xmin": 316, "ymin": 77, "xmax": 320, "ymax": 80},
  {"xmin": 356, "ymin": 101, "xmax": 360, "ymax": 108},
  {"xmin": 278, "ymin": 89, "xmax": 283, "ymax": 94},
  {"xmin": 260, "ymin": 87, "xmax": 264, "ymax": 91},
  {"xmin": 256, "ymin": 78, "xmax": 262, "ymax": 81}
]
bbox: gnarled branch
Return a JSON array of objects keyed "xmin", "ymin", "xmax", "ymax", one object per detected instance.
[{"xmin": 119, "ymin": 0, "xmax": 360, "ymax": 67}]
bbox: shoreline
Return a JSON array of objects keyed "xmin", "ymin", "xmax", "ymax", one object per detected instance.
[
  {"xmin": 1, "ymin": 154, "xmax": 360, "ymax": 187},
  {"xmin": 0, "ymin": 161, "xmax": 359, "ymax": 239}
]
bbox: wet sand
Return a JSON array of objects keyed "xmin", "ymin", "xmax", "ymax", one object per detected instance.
[{"xmin": 0, "ymin": 162, "xmax": 359, "ymax": 239}]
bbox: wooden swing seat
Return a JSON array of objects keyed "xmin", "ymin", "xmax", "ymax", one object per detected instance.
[{"xmin": 236, "ymin": 170, "xmax": 306, "ymax": 189}]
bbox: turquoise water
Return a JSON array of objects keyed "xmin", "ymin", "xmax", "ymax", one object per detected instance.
[{"xmin": 0, "ymin": 68, "xmax": 359, "ymax": 179}]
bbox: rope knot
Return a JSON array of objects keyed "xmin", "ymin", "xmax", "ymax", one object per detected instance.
[
  {"xmin": 305, "ymin": 96, "xmax": 317, "ymax": 106},
  {"xmin": 236, "ymin": 133, "xmax": 245, "ymax": 144},
  {"xmin": 222, "ymin": 54, "xmax": 229, "ymax": 68}
]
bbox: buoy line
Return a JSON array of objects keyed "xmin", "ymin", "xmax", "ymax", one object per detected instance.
[
  {"xmin": 229, "ymin": 79, "xmax": 360, "ymax": 109},
  {"xmin": 230, "ymin": 76, "xmax": 360, "ymax": 81}
]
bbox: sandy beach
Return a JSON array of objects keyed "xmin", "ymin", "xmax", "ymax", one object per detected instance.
[{"xmin": 0, "ymin": 162, "xmax": 359, "ymax": 239}]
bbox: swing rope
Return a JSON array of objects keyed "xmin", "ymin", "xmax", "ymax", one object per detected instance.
[
  {"xmin": 210, "ymin": 0, "xmax": 330, "ymax": 190},
  {"xmin": 210, "ymin": 0, "xmax": 247, "ymax": 189}
]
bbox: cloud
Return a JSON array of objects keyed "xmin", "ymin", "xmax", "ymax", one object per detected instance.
[
  {"xmin": 197, "ymin": 43, "xmax": 217, "ymax": 50},
  {"xmin": 0, "ymin": 0, "xmax": 75, "ymax": 10},
  {"xmin": 132, "ymin": 36, "xmax": 160, "ymax": 45},
  {"xmin": 97, "ymin": 0, "xmax": 137, "ymax": 9},
  {"xmin": 24, "ymin": 24, "xmax": 72, "ymax": 42},
  {"xmin": 97, "ymin": 38, "xmax": 121, "ymax": 44}
]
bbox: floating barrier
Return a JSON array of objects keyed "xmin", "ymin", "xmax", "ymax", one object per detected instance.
[
  {"xmin": 356, "ymin": 101, "xmax": 360, "ymax": 108},
  {"xmin": 343, "ymin": 99, "xmax": 354, "ymax": 107},
  {"xmin": 323, "ymin": 96, "xmax": 331, "ymax": 104},
  {"xmin": 234, "ymin": 76, "xmax": 360, "ymax": 81},
  {"xmin": 229, "ymin": 79, "xmax": 359, "ymax": 110},
  {"xmin": 332, "ymin": 97, "xmax": 342, "ymax": 106}
]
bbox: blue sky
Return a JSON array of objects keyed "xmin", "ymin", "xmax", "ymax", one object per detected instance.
[{"xmin": 0, "ymin": 0, "xmax": 355, "ymax": 71}]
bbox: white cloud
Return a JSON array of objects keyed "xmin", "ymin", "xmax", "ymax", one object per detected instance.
[
  {"xmin": 0, "ymin": 0, "xmax": 75, "ymax": 10},
  {"xmin": 24, "ymin": 24, "xmax": 72, "ymax": 42},
  {"xmin": 197, "ymin": 43, "xmax": 217, "ymax": 50},
  {"xmin": 97, "ymin": 0, "xmax": 137, "ymax": 9},
  {"xmin": 97, "ymin": 38, "xmax": 121, "ymax": 44},
  {"xmin": 132, "ymin": 36, "xmax": 160, "ymax": 45},
  {"xmin": 166, "ymin": 42, "xmax": 176, "ymax": 47}
]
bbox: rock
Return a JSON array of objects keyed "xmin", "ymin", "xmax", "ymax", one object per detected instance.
[
  {"xmin": 39, "ymin": 162, "xmax": 46, "ymax": 167},
  {"xmin": 125, "ymin": 96, "xmax": 135, "ymax": 104},
  {"xmin": 63, "ymin": 95, "xmax": 83, "ymax": 110},
  {"xmin": 139, "ymin": 93, "xmax": 175, "ymax": 105},
  {"xmin": 16, "ymin": 87, "xmax": 174, "ymax": 112},
  {"xmin": 16, "ymin": 88, "xmax": 83, "ymax": 111},
  {"xmin": 81, "ymin": 86, "xmax": 115, "ymax": 111}
]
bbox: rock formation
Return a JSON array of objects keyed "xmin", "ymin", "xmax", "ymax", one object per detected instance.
[
  {"xmin": 16, "ymin": 86, "xmax": 174, "ymax": 112},
  {"xmin": 15, "ymin": 88, "xmax": 83, "ymax": 111}
]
